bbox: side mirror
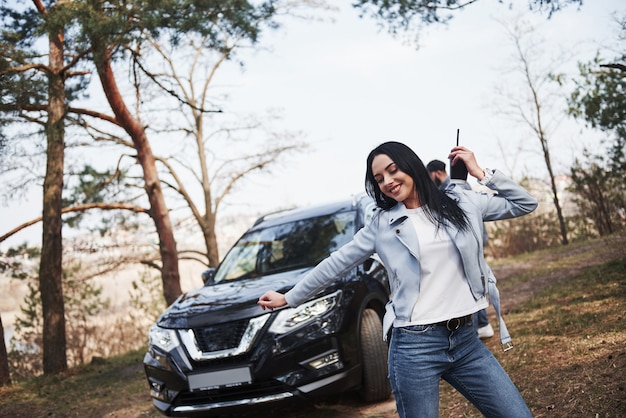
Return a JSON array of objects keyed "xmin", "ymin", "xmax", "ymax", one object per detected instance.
[{"xmin": 201, "ymin": 268, "xmax": 216, "ymax": 286}]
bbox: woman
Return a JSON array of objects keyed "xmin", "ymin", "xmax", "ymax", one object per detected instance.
[{"xmin": 258, "ymin": 141, "xmax": 537, "ymax": 418}]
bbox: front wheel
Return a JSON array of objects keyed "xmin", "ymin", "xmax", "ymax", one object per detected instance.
[{"xmin": 358, "ymin": 308, "xmax": 391, "ymax": 402}]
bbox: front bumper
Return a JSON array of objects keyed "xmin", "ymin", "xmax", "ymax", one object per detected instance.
[
  {"xmin": 150, "ymin": 370, "xmax": 354, "ymax": 416},
  {"xmin": 144, "ymin": 334, "xmax": 361, "ymax": 417}
]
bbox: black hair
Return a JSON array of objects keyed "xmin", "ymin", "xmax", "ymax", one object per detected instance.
[
  {"xmin": 365, "ymin": 141, "xmax": 469, "ymax": 231},
  {"xmin": 426, "ymin": 159, "xmax": 446, "ymax": 173}
]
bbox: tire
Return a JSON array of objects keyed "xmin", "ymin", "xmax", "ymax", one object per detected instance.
[{"xmin": 358, "ymin": 308, "xmax": 391, "ymax": 402}]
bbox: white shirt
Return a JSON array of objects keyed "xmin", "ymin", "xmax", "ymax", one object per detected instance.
[{"xmin": 394, "ymin": 206, "xmax": 488, "ymax": 327}]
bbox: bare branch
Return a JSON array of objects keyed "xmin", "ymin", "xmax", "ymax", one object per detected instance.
[
  {"xmin": 177, "ymin": 254, "xmax": 209, "ymax": 266},
  {"xmin": 600, "ymin": 63, "xmax": 626, "ymax": 72},
  {"xmin": 131, "ymin": 45, "xmax": 224, "ymax": 114},
  {"xmin": 0, "ymin": 203, "xmax": 148, "ymax": 243},
  {"xmin": 139, "ymin": 260, "xmax": 162, "ymax": 272},
  {"xmin": 429, "ymin": 0, "xmax": 479, "ymax": 11},
  {"xmin": 31, "ymin": 0, "xmax": 46, "ymax": 14},
  {"xmin": 214, "ymin": 144, "xmax": 302, "ymax": 211},
  {"xmin": 62, "ymin": 47, "xmax": 92, "ymax": 76},
  {"xmin": 154, "ymin": 155, "xmax": 203, "ymax": 222},
  {"xmin": 0, "ymin": 103, "xmax": 121, "ymax": 127},
  {"xmin": 69, "ymin": 106, "xmax": 120, "ymax": 126},
  {"xmin": 0, "ymin": 62, "xmax": 50, "ymax": 76}
]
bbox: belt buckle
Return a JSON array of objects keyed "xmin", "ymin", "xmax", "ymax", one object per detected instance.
[
  {"xmin": 446, "ymin": 318, "xmax": 461, "ymax": 331},
  {"xmin": 501, "ymin": 341, "xmax": 514, "ymax": 352}
]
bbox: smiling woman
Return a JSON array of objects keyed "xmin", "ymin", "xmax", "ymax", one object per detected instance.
[{"xmin": 259, "ymin": 140, "xmax": 539, "ymax": 418}]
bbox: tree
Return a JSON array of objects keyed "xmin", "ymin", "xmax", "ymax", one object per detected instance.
[
  {"xmin": 0, "ymin": 0, "xmax": 293, "ymax": 377},
  {"xmin": 0, "ymin": 314, "xmax": 9, "ymax": 386},
  {"xmin": 57, "ymin": 0, "xmax": 318, "ymax": 272},
  {"xmin": 38, "ymin": 0, "xmax": 70, "ymax": 375},
  {"xmin": 351, "ymin": 0, "xmax": 583, "ymax": 39},
  {"xmin": 89, "ymin": 37, "xmax": 183, "ymax": 305},
  {"xmin": 82, "ymin": 0, "xmax": 317, "ymax": 303},
  {"xmin": 568, "ymin": 151, "xmax": 624, "ymax": 236},
  {"xmin": 0, "ymin": 0, "xmax": 74, "ymax": 375},
  {"xmin": 567, "ymin": 16, "xmax": 626, "ymax": 235},
  {"xmin": 134, "ymin": 31, "xmax": 307, "ymax": 268},
  {"xmin": 494, "ymin": 18, "xmax": 570, "ymax": 245},
  {"xmin": 1, "ymin": 0, "xmax": 298, "ymax": 307}
]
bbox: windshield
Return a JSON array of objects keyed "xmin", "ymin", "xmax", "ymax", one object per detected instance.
[{"xmin": 214, "ymin": 210, "xmax": 356, "ymax": 283}]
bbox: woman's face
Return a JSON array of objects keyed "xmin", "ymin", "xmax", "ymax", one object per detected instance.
[{"xmin": 371, "ymin": 153, "xmax": 419, "ymax": 208}]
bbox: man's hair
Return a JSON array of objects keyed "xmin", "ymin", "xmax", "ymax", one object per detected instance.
[{"xmin": 426, "ymin": 159, "xmax": 446, "ymax": 173}]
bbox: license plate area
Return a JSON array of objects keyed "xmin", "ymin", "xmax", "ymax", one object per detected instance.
[{"xmin": 188, "ymin": 366, "xmax": 252, "ymax": 391}]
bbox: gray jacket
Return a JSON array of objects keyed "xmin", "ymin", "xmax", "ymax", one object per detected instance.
[{"xmin": 285, "ymin": 170, "xmax": 538, "ymax": 348}]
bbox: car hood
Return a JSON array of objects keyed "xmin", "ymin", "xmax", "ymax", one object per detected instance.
[{"xmin": 157, "ymin": 268, "xmax": 310, "ymax": 329}]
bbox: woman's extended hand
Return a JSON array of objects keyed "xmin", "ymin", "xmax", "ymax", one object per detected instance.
[
  {"xmin": 448, "ymin": 146, "xmax": 484, "ymax": 179},
  {"xmin": 258, "ymin": 291, "xmax": 287, "ymax": 310}
]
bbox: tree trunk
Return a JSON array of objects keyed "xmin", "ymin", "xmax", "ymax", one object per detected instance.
[
  {"xmin": 0, "ymin": 315, "xmax": 10, "ymax": 386},
  {"xmin": 202, "ymin": 214, "xmax": 220, "ymax": 268},
  {"xmin": 506, "ymin": 20, "xmax": 569, "ymax": 246},
  {"xmin": 39, "ymin": 24, "xmax": 68, "ymax": 374},
  {"xmin": 549, "ymin": 174, "xmax": 569, "ymax": 245},
  {"xmin": 91, "ymin": 42, "xmax": 182, "ymax": 305},
  {"xmin": 540, "ymin": 137, "xmax": 569, "ymax": 245}
]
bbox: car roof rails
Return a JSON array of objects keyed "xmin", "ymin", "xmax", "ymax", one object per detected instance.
[{"xmin": 252, "ymin": 206, "xmax": 297, "ymax": 226}]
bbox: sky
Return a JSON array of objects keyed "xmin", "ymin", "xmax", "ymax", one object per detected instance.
[
  {"xmin": 221, "ymin": 0, "xmax": 623, "ymax": 210},
  {"xmin": 1, "ymin": 0, "xmax": 624, "ymax": 249}
]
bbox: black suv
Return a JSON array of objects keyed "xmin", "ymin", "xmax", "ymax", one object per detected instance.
[{"xmin": 143, "ymin": 194, "xmax": 391, "ymax": 416}]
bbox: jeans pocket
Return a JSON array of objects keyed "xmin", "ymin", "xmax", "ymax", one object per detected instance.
[{"xmin": 399, "ymin": 324, "xmax": 435, "ymax": 335}]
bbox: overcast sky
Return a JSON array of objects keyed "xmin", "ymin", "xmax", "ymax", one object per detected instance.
[
  {"xmin": 1, "ymin": 0, "xmax": 623, "ymax": 249},
  {"xmin": 221, "ymin": 0, "xmax": 622, "ymax": 209}
]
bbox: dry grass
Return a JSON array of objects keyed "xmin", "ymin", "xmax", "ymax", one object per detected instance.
[
  {"xmin": 1, "ymin": 233, "xmax": 625, "ymax": 418},
  {"xmin": 439, "ymin": 255, "xmax": 626, "ymax": 418}
]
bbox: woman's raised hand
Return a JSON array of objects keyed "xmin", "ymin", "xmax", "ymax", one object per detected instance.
[{"xmin": 448, "ymin": 146, "xmax": 484, "ymax": 180}]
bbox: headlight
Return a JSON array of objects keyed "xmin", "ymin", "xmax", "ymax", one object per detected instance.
[
  {"xmin": 148, "ymin": 324, "xmax": 180, "ymax": 352},
  {"xmin": 269, "ymin": 290, "xmax": 341, "ymax": 334}
]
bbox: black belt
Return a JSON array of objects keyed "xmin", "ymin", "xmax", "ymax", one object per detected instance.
[{"xmin": 434, "ymin": 314, "xmax": 473, "ymax": 331}]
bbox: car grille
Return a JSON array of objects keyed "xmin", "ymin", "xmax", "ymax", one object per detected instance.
[
  {"xmin": 179, "ymin": 314, "xmax": 270, "ymax": 361},
  {"xmin": 194, "ymin": 320, "xmax": 249, "ymax": 352}
]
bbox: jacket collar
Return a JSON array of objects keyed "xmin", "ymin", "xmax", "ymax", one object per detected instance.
[
  {"xmin": 387, "ymin": 202, "xmax": 462, "ymax": 238},
  {"xmin": 387, "ymin": 203, "xmax": 409, "ymax": 225}
]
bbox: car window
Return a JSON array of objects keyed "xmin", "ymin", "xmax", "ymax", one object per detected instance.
[{"xmin": 214, "ymin": 210, "xmax": 356, "ymax": 283}]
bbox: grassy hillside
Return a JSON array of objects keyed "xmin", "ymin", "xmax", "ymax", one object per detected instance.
[{"xmin": 1, "ymin": 233, "xmax": 625, "ymax": 418}]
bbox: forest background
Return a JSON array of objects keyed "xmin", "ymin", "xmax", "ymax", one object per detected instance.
[{"xmin": 0, "ymin": 0, "xmax": 624, "ymax": 388}]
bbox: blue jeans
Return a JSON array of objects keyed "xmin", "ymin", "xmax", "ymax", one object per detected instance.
[
  {"xmin": 475, "ymin": 308, "xmax": 489, "ymax": 328},
  {"xmin": 388, "ymin": 321, "xmax": 532, "ymax": 418}
]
